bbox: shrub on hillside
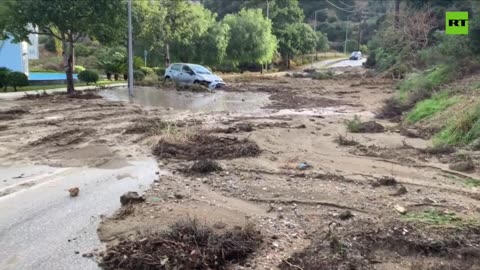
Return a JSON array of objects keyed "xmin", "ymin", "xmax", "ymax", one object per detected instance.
[
  {"xmin": 133, "ymin": 70, "xmax": 145, "ymax": 81},
  {"xmin": 78, "ymin": 70, "xmax": 99, "ymax": 85},
  {"xmin": 6, "ymin": 72, "xmax": 29, "ymax": 91}
]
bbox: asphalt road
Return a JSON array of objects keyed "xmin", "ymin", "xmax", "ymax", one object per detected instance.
[
  {"xmin": 0, "ymin": 158, "xmax": 159, "ymax": 270},
  {"xmin": 328, "ymin": 58, "xmax": 366, "ymax": 68}
]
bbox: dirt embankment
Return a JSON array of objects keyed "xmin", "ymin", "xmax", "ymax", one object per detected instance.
[{"xmin": 2, "ymin": 73, "xmax": 479, "ymax": 269}]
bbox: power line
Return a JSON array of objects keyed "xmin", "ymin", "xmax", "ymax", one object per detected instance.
[
  {"xmin": 326, "ymin": 0, "xmax": 356, "ymax": 13},
  {"xmin": 338, "ymin": 0, "xmax": 355, "ymax": 9},
  {"xmin": 326, "ymin": 0, "xmax": 368, "ymax": 14}
]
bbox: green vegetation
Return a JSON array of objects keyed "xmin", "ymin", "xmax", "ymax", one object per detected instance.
[
  {"xmin": 0, "ymin": 67, "xmax": 10, "ymax": 90},
  {"xmin": 398, "ymin": 66, "xmax": 454, "ymax": 101},
  {"xmin": 2, "ymin": 0, "xmax": 125, "ymax": 93},
  {"xmin": 223, "ymin": 9, "xmax": 277, "ymax": 68},
  {"xmin": 6, "ymin": 71, "xmax": 29, "ymax": 91},
  {"xmin": 345, "ymin": 116, "xmax": 361, "ymax": 133},
  {"xmin": 406, "ymin": 91, "xmax": 459, "ymax": 123},
  {"xmin": 404, "ymin": 209, "xmax": 462, "ymax": 226},
  {"xmin": 133, "ymin": 70, "xmax": 145, "ymax": 82},
  {"xmin": 465, "ymin": 178, "xmax": 480, "ymax": 187},
  {"xmin": 435, "ymin": 105, "xmax": 480, "ymax": 146},
  {"xmin": 78, "ymin": 70, "xmax": 99, "ymax": 85}
]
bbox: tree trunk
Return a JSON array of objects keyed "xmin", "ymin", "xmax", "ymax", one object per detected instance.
[
  {"xmin": 395, "ymin": 0, "xmax": 400, "ymax": 28},
  {"xmin": 62, "ymin": 34, "xmax": 74, "ymax": 94},
  {"xmin": 287, "ymin": 53, "xmax": 290, "ymax": 69},
  {"xmin": 165, "ymin": 43, "xmax": 171, "ymax": 67}
]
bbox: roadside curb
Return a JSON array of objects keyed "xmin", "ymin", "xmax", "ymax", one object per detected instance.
[{"xmin": 0, "ymin": 83, "xmax": 127, "ymax": 100}]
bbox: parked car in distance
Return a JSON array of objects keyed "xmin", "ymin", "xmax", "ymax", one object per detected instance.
[
  {"xmin": 164, "ymin": 63, "xmax": 226, "ymax": 89},
  {"xmin": 350, "ymin": 51, "xmax": 362, "ymax": 60}
]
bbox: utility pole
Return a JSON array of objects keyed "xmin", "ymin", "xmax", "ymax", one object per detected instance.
[
  {"xmin": 357, "ymin": 12, "xmax": 362, "ymax": 51},
  {"xmin": 344, "ymin": 17, "xmax": 349, "ymax": 56},
  {"xmin": 265, "ymin": 0, "xmax": 269, "ymax": 73},
  {"xmin": 127, "ymin": 0, "xmax": 134, "ymax": 97},
  {"xmin": 313, "ymin": 9, "xmax": 328, "ymax": 60}
]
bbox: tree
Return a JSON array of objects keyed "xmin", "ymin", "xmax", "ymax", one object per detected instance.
[
  {"xmin": 2, "ymin": 0, "xmax": 126, "ymax": 94},
  {"xmin": 222, "ymin": 9, "xmax": 277, "ymax": 69},
  {"xmin": 189, "ymin": 22, "xmax": 231, "ymax": 66},
  {"xmin": 316, "ymin": 31, "xmax": 330, "ymax": 58},
  {"xmin": 6, "ymin": 71, "xmax": 29, "ymax": 91},
  {"xmin": 203, "ymin": 0, "xmax": 243, "ymax": 19},
  {"xmin": 170, "ymin": 4, "xmax": 217, "ymax": 63}
]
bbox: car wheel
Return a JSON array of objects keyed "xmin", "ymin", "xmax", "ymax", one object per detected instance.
[
  {"xmin": 193, "ymin": 80, "xmax": 200, "ymax": 84},
  {"xmin": 164, "ymin": 76, "xmax": 171, "ymax": 82}
]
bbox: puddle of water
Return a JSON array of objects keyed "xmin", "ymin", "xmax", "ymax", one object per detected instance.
[{"xmin": 100, "ymin": 86, "xmax": 271, "ymax": 113}]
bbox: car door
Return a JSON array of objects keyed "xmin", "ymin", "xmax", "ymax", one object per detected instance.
[
  {"xmin": 169, "ymin": 64, "xmax": 182, "ymax": 83},
  {"xmin": 180, "ymin": 65, "xmax": 195, "ymax": 84}
]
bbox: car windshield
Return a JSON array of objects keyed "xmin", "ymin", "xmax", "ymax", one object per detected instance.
[{"xmin": 190, "ymin": 65, "xmax": 211, "ymax": 75}]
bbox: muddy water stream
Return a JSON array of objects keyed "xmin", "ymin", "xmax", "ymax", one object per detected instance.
[
  {"xmin": 100, "ymin": 86, "xmax": 271, "ymax": 113},
  {"xmin": 100, "ymin": 87, "xmax": 370, "ymax": 118}
]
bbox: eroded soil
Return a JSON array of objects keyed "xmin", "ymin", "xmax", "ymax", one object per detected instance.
[{"xmin": 1, "ymin": 70, "xmax": 479, "ymax": 269}]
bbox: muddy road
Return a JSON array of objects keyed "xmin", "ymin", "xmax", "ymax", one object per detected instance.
[{"xmin": 0, "ymin": 69, "xmax": 479, "ymax": 270}]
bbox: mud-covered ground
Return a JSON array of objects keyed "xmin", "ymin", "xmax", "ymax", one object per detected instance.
[{"xmin": 1, "ymin": 70, "xmax": 479, "ymax": 269}]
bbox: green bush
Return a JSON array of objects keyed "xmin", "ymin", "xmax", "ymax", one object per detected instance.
[
  {"xmin": 74, "ymin": 65, "xmax": 85, "ymax": 73},
  {"xmin": 6, "ymin": 72, "xmax": 29, "ymax": 91},
  {"xmin": 75, "ymin": 44, "xmax": 93, "ymax": 57},
  {"xmin": 139, "ymin": 66, "xmax": 154, "ymax": 75},
  {"xmin": 133, "ymin": 70, "xmax": 145, "ymax": 81},
  {"xmin": 398, "ymin": 65, "xmax": 454, "ymax": 102},
  {"xmin": 345, "ymin": 39, "xmax": 359, "ymax": 53},
  {"xmin": 44, "ymin": 37, "xmax": 56, "ymax": 52},
  {"xmin": 153, "ymin": 67, "xmax": 166, "ymax": 77},
  {"xmin": 406, "ymin": 91, "xmax": 459, "ymax": 123},
  {"xmin": 0, "ymin": 67, "xmax": 11, "ymax": 90},
  {"xmin": 364, "ymin": 51, "xmax": 376, "ymax": 68},
  {"xmin": 435, "ymin": 104, "xmax": 480, "ymax": 146},
  {"xmin": 134, "ymin": 56, "xmax": 144, "ymax": 69},
  {"xmin": 359, "ymin": 44, "xmax": 368, "ymax": 54},
  {"xmin": 78, "ymin": 70, "xmax": 99, "ymax": 85}
]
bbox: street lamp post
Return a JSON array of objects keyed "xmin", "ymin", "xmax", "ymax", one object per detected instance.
[
  {"xmin": 127, "ymin": 0, "xmax": 134, "ymax": 98},
  {"xmin": 313, "ymin": 8, "xmax": 328, "ymax": 61}
]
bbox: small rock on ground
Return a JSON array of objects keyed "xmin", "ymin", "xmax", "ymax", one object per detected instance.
[{"xmin": 120, "ymin": 191, "xmax": 145, "ymax": 206}]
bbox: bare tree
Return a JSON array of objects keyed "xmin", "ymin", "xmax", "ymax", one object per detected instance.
[{"xmin": 399, "ymin": 7, "xmax": 436, "ymax": 50}]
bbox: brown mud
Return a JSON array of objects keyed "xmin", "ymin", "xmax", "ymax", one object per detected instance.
[{"xmin": 1, "ymin": 69, "xmax": 479, "ymax": 269}]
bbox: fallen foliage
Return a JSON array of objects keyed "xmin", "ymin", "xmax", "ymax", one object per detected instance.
[{"xmin": 99, "ymin": 219, "xmax": 262, "ymax": 270}]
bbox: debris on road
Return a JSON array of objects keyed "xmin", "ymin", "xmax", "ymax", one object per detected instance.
[
  {"xmin": 120, "ymin": 191, "xmax": 145, "ymax": 206},
  {"xmin": 339, "ymin": 210, "xmax": 354, "ymax": 220},
  {"xmin": 99, "ymin": 220, "xmax": 262, "ymax": 270},
  {"xmin": 390, "ymin": 185, "xmax": 408, "ymax": 196},
  {"xmin": 394, "ymin": 205, "xmax": 407, "ymax": 215},
  {"xmin": 297, "ymin": 162, "xmax": 311, "ymax": 170},
  {"xmin": 189, "ymin": 159, "xmax": 222, "ymax": 174},
  {"xmin": 68, "ymin": 187, "xmax": 79, "ymax": 197},
  {"xmin": 373, "ymin": 176, "xmax": 398, "ymax": 187},
  {"xmin": 449, "ymin": 160, "xmax": 475, "ymax": 172},
  {"xmin": 153, "ymin": 134, "xmax": 260, "ymax": 160}
]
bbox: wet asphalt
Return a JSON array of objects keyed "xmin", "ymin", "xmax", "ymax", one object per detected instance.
[{"xmin": 0, "ymin": 158, "xmax": 159, "ymax": 270}]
